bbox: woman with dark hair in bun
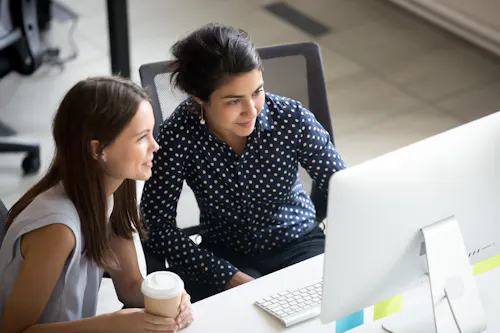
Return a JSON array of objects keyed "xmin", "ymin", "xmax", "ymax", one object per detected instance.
[{"xmin": 141, "ymin": 23, "xmax": 346, "ymax": 302}]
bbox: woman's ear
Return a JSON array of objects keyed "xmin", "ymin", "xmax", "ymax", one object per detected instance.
[
  {"xmin": 192, "ymin": 96, "xmax": 202, "ymax": 105},
  {"xmin": 89, "ymin": 140, "xmax": 104, "ymax": 161}
]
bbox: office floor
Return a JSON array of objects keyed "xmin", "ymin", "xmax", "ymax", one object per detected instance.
[{"xmin": 1, "ymin": 0, "xmax": 500, "ymax": 313}]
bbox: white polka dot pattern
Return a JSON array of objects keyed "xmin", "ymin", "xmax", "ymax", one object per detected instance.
[{"xmin": 140, "ymin": 93, "xmax": 346, "ymax": 289}]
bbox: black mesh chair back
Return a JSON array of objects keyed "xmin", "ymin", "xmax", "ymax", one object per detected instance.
[{"xmin": 0, "ymin": 199, "xmax": 8, "ymax": 248}]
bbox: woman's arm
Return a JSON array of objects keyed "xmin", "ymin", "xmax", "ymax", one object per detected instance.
[
  {"xmin": 107, "ymin": 235, "xmax": 144, "ymax": 307},
  {"xmin": 297, "ymin": 105, "xmax": 346, "ymax": 191},
  {"xmin": 141, "ymin": 119, "xmax": 239, "ymax": 290},
  {"xmin": 2, "ymin": 224, "xmax": 76, "ymax": 333},
  {"xmin": 108, "ymin": 235, "xmax": 195, "ymax": 329},
  {"xmin": 2, "ymin": 224, "xmax": 177, "ymax": 333},
  {"xmin": 1, "ymin": 224, "xmax": 115, "ymax": 333}
]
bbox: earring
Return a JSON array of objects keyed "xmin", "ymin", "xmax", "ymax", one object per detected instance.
[{"xmin": 200, "ymin": 103, "xmax": 206, "ymax": 125}]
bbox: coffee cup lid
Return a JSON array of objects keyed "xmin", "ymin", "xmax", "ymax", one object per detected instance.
[{"xmin": 141, "ymin": 272, "xmax": 184, "ymax": 299}]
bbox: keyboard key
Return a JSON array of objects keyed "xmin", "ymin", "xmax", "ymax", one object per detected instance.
[{"xmin": 269, "ymin": 304, "xmax": 281, "ymax": 310}]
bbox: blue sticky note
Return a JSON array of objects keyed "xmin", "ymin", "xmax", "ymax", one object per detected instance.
[{"xmin": 336, "ymin": 310, "xmax": 364, "ymax": 333}]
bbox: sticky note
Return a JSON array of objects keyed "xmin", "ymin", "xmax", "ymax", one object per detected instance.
[
  {"xmin": 373, "ymin": 294, "xmax": 402, "ymax": 320},
  {"xmin": 474, "ymin": 254, "xmax": 500, "ymax": 276},
  {"xmin": 336, "ymin": 310, "xmax": 364, "ymax": 333}
]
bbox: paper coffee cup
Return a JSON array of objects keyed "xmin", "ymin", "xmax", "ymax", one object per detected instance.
[{"xmin": 142, "ymin": 272, "xmax": 184, "ymax": 318}]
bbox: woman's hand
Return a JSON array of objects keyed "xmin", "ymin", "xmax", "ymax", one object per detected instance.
[
  {"xmin": 175, "ymin": 291, "xmax": 194, "ymax": 330},
  {"xmin": 104, "ymin": 308, "xmax": 178, "ymax": 333},
  {"xmin": 226, "ymin": 271, "xmax": 255, "ymax": 289}
]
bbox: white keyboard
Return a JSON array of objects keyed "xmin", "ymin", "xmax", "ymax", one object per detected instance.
[{"xmin": 255, "ymin": 281, "xmax": 322, "ymax": 327}]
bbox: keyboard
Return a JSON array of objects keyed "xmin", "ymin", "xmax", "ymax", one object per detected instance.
[{"xmin": 254, "ymin": 281, "xmax": 322, "ymax": 327}]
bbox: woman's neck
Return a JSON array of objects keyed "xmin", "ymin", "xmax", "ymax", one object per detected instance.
[
  {"xmin": 209, "ymin": 125, "xmax": 247, "ymax": 156},
  {"xmin": 105, "ymin": 177, "xmax": 123, "ymax": 198}
]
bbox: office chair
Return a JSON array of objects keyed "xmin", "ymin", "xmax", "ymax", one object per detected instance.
[
  {"xmin": 138, "ymin": 42, "xmax": 335, "ymax": 274},
  {"xmin": 0, "ymin": 0, "xmax": 43, "ymax": 175},
  {"xmin": 0, "ymin": 199, "xmax": 7, "ymax": 248}
]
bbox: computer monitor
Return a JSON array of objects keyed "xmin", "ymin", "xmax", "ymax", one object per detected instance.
[{"xmin": 321, "ymin": 111, "xmax": 500, "ymax": 332}]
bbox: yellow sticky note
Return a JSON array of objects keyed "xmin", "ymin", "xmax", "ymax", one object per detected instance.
[
  {"xmin": 373, "ymin": 294, "xmax": 402, "ymax": 321},
  {"xmin": 473, "ymin": 254, "xmax": 500, "ymax": 276}
]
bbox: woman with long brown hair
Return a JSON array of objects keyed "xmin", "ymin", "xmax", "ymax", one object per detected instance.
[{"xmin": 0, "ymin": 76, "xmax": 193, "ymax": 333}]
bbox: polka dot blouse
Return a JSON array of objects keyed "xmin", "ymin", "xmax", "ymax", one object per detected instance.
[{"xmin": 141, "ymin": 93, "xmax": 346, "ymax": 290}]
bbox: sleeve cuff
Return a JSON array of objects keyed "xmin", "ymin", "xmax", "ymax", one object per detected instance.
[{"xmin": 209, "ymin": 258, "xmax": 240, "ymax": 291}]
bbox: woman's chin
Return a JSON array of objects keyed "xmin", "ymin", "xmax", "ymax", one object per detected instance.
[
  {"xmin": 235, "ymin": 125, "xmax": 255, "ymax": 137},
  {"xmin": 134, "ymin": 167, "xmax": 153, "ymax": 181}
]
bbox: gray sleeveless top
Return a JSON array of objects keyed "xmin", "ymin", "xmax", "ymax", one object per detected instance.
[{"xmin": 0, "ymin": 184, "xmax": 113, "ymax": 326}]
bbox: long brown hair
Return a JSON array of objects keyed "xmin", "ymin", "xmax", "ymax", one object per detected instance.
[{"xmin": 5, "ymin": 76, "xmax": 149, "ymax": 269}]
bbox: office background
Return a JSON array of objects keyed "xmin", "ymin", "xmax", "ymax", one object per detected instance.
[{"xmin": 1, "ymin": 0, "xmax": 500, "ymax": 314}]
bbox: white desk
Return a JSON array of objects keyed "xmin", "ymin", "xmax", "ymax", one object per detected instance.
[{"xmin": 184, "ymin": 255, "xmax": 500, "ymax": 333}]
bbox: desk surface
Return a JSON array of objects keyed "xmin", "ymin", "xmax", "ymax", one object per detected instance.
[{"xmin": 183, "ymin": 255, "xmax": 500, "ymax": 333}]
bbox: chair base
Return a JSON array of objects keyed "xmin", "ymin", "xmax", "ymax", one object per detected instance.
[{"xmin": 0, "ymin": 122, "xmax": 41, "ymax": 175}]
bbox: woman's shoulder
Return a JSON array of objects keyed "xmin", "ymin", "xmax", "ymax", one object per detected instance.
[
  {"xmin": 156, "ymin": 98, "xmax": 200, "ymax": 149},
  {"xmin": 265, "ymin": 93, "xmax": 303, "ymax": 111},
  {"xmin": 263, "ymin": 93, "xmax": 305, "ymax": 130},
  {"xmin": 161, "ymin": 98, "xmax": 198, "ymax": 131},
  {"xmin": 21, "ymin": 222, "xmax": 77, "ymax": 257},
  {"xmin": 11, "ymin": 185, "xmax": 81, "ymax": 234}
]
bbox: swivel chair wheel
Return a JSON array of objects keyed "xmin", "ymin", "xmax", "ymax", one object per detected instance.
[{"xmin": 22, "ymin": 152, "xmax": 40, "ymax": 175}]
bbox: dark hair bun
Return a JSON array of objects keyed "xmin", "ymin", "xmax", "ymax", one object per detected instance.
[{"xmin": 169, "ymin": 23, "xmax": 262, "ymax": 101}]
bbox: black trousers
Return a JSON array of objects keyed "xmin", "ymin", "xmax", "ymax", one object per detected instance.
[{"xmin": 170, "ymin": 226, "xmax": 325, "ymax": 303}]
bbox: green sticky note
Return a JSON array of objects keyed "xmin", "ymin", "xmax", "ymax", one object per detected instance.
[
  {"xmin": 474, "ymin": 254, "xmax": 500, "ymax": 276},
  {"xmin": 373, "ymin": 294, "xmax": 402, "ymax": 321}
]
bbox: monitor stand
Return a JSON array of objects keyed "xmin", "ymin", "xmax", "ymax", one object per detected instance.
[{"xmin": 382, "ymin": 216, "xmax": 487, "ymax": 333}]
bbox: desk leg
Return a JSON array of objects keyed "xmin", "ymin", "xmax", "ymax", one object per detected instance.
[{"xmin": 106, "ymin": 0, "xmax": 131, "ymax": 78}]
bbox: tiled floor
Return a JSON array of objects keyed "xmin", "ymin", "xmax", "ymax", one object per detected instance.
[{"xmin": 1, "ymin": 0, "xmax": 500, "ymax": 314}]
